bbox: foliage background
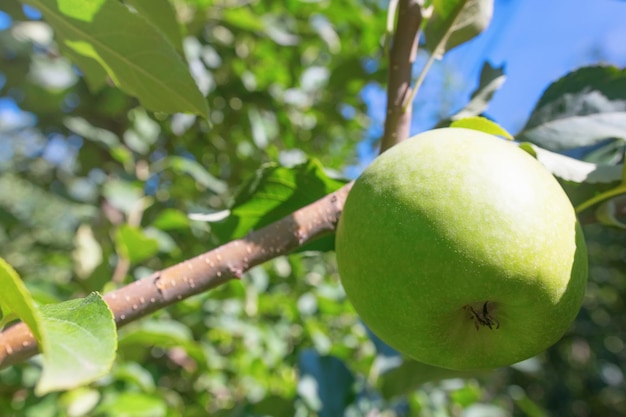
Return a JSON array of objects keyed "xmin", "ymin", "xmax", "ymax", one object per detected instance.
[{"xmin": 0, "ymin": 0, "xmax": 625, "ymax": 416}]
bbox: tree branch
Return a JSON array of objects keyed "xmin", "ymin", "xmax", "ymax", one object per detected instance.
[
  {"xmin": 0, "ymin": 0, "xmax": 426, "ymax": 370},
  {"xmin": 380, "ymin": 0, "xmax": 422, "ymax": 153},
  {"xmin": 0, "ymin": 183, "xmax": 353, "ymax": 368}
]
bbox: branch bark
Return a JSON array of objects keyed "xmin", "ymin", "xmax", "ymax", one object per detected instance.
[
  {"xmin": 0, "ymin": 183, "xmax": 353, "ymax": 368},
  {"xmin": 380, "ymin": 0, "xmax": 423, "ymax": 153}
]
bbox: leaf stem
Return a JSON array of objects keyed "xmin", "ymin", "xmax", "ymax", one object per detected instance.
[{"xmin": 575, "ymin": 185, "xmax": 626, "ymax": 214}]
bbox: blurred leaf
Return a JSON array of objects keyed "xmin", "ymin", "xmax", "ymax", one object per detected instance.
[
  {"xmin": 36, "ymin": 292, "xmax": 116, "ymax": 395},
  {"xmin": 518, "ymin": 66, "xmax": 626, "ymax": 151},
  {"xmin": 157, "ymin": 155, "xmax": 228, "ymax": 194},
  {"xmin": 25, "ymin": 0, "xmax": 209, "ymax": 116},
  {"xmin": 151, "ymin": 208, "xmax": 190, "ymax": 230},
  {"xmin": 95, "ymin": 392, "xmax": 166, "ymax": 417},
  {"xmin": 112, "ymin": 362, "xmax": 156, "ymax": 392},
  {"xmin": 0, "ymin": 257, "xmax": 42, "ymax": 338},
  {"xmin": 425, "ymin": 0, "xmax": 493, "ymax": 58},
  {"xmin": 222, "ymin": 7, "xmax": 265, "ymax": 32},
  {"xmin": 462, "ymin": 404, "xmax": 509, "ymax": 417},
  {"xmin": 450, "ymin": 116, "xmax": 513, "ymax": 139},
  {"xmin": 210, "ymin": 159, "xmax": 346, "ymax": 249},
  {"xmin": 251, "ymin": 395, "xmax": 295, "ymax": 417},
  {"xmin": 450, "ymin": 382, "xmax": 481, "ymax": 407},
  {"xmin": 115, "ymin": 225, "xmax": 159, "ymax": 264},
  {"xmin": 448, "ymin": 62, "xmax": 506, "ymax": 121},
  {"xmin": 2, "ymin": 0, "xmax": 28, "ymax": 19},
  {"xmin": 123, "ymin": 108, "xmax": 161, "ymax": 154},
  {"xmin": 124, "ymin": 0, "xmax": 184, "ymax": 52},
  {"xmin": 379, "ymin": 359, "xmax": 485, "ymax": 399},
  {"xmin": 72, "ymin": 224, "xmax": 103, "ymax": 279},
  {"xmin": 64, "ymin": 116, "xmax": 121, "ymax": 148},
  {"xmin": 595, "ymin": 197, "xmax": 626, "ymax": 229},
  {"xmin": 297, "ymin": 349, "xmax": 355, "ymax": 417},
  {"xmin": 59, "ymin": 387, "xmax": 101, "ymax": 417},
  {"xmin": 102, "ymin": 180, "xmax": 143, "ymax": 215},
  {"xmin": 118, "ymin": 319, "xmax": 205, "ymax": 364}
]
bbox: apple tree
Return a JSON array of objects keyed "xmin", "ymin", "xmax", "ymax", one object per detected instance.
[{"xmin": 0, "ymin": 0, "xmax": 625, "ymax": 416}]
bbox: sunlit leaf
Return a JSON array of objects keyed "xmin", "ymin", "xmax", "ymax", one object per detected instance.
[
  {"xmin": 25, "ymin": 0, "xmax": 209, "ymax": 116},
  {"xmin": 518, "ymin": 66, "xmax": 626, "ymax": 151},
  {"xmin": 210, "ymin": 159, "xmax": 346, "ymax": 250},
  {"xmin": 94, "ymin": 392, "xmax": 166, "ymax": 417},
  {"xmin": 36, "ymin": 292, "xmax": 116, "ymax": 395},
  {"xmin": 0, "ymin": 258, "xmax": 42, "ymax": 338},
  {"xmin": 530, "ymin": 144, "xmax": 623, "ymax": 184},
  {"xmin": 115, "ymin": 225, "xmax": 159, "ymax": 264},
  {"xmin": 450, "ymin": 116, "xmax": 513, "ymax": 139},
  {"xmin": 151, "ymin": 208, "xmax": 190, "ymax": 231}
]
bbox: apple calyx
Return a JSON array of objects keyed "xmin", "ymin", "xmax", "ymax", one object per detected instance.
[{"xmin": 464, "ymin": 301, "xmax": 500, "ymax": 330}]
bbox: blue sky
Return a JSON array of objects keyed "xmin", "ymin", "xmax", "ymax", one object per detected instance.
[{"xmin": 1, "ymin": 0, "xmax": 626, "ymax": 168}]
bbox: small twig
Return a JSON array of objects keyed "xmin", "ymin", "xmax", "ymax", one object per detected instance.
[
  {"xmin": 0, "ymin": 183, "xmax": 353, "ymax": 368},
  {"xmin": 380, "ymin": 0, "xmax": 423, "ymax": 154}
]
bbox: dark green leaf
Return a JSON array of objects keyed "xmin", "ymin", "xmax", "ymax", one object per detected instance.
[
  {"xmin": 518, "ymin": 66, "xmax": 626, "ymax": 151},
  {"xmin": 25, "ymin": 0, "xmax": 209, "ymax": 116},
  {"xmin": 36, "ymin": 292, "xmax": 116, "ymax": 395},
  {"xmin": 115, "ymin": 225, "xmax": 159, "ymax": 264},
  {"xmin": 151, "ymin": 208, "xmax": 190, "ymax": 230},
  {"xmin": 210, "ymin": 159, "xmax": 346, "ymax": 249}
]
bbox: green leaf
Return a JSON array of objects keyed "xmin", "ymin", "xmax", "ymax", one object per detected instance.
[
  {"xmin": 151, "ymin": 208, "xmax": 190, "ymax": 231},
  {"xmin": 518, "ymin": 66, "xmax": 626, "ymax": 151},
  {"xmin": 530, "ymin": 145, "xmax": 623, "ymax": 184},
  {"xmin": 379, "ymin": 359, "xmax": 486, "ymax": 399},
  {"xmin": 25, "ymin": 0, "xmax": 209, "ymax": 116},
  {"xmin": 118, "ymin": 320, "xmax": 205, "ymax": 364},
  {"xmin": 102, "ymin": 180, "xmax": 144, "ymax": 215},
  {"xmin": 210, "ymin": 159, "xmax": 346, "ymax": 250},
  {"xmin": 450, "ymin": 116, "xmax": 513, "ymax": 139},
  {"xmin": 115, "ymin": 225, "xmax": 159, "ymax": 264},
  {"xmin": 425, "ymin": 0, "xmax": 493, "ymax": 58},
  {"xmin": 157, "ymin": 156, "xmax": 228, "ymax": 194},
  {"xmin": 0, "ymin": 258, "xmax": 42, "ymax": 339},
  {"xmin": 94, "ymin": 392, "xmax": 167, "ymax": 417},
  {"xmin": 2, "ymin": 0, "xmax": 28, "ymax": 20},
  {"xmin": 124, "ymin": 0, "xmax": 184, "ymax": 52},
  {"xmin": 595, "ymin": 197, "xmax": 626, "ymax": 229},
  {"xmin": 36, "ymin": 292, "xmax": 117, "ymax": 395},
  {"xmin": 450, "ymin": 62, "xmax": 506, "ymax": 120}
]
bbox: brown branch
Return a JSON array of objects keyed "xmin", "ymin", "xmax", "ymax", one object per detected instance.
[
  {"xmin": 380, "ymin": 0, "xmax": 423, "ymax": 154},
  {"xmin": 0, "ymin": 183, "xmax": 353, "ymax": 368}
]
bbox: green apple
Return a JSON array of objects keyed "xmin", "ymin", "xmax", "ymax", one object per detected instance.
[{"xmin": 335, "ymin": 127, "xmax": 588, "ymax": 370}]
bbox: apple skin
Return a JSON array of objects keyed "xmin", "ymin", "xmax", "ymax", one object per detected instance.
[{"xmin": 335, "ymin": 128, "xmax": 588, "ymax": 370}]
